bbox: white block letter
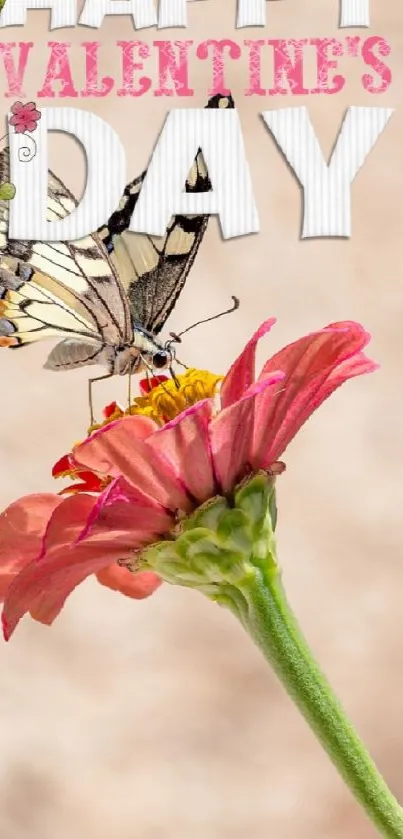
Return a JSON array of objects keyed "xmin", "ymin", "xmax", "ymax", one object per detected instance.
[
  {"xmin": 340, "ymin": 0, "xmax": 370, "ymax": 27},
  {"xmin": 131, "ymin": 107, "xmax": 259, "ymax": 239},
  {"xmin": 0, "ymin": 0, "xmax": 77, "ymax": 28},
  {"xmin": 8, "ymin": 108, "xmax": 126, "ymax": 242},
  {"xmin": 79, "ymin": 0, "xmax": 157, "ymax": 29},
  {"xmin": 262, "ymin": 106, "xmax": 392, "ymax": 238},
  {"xmin": 237, "ymin": 0, "xmax": 267, "ymax": 27},
  {"xmin": 236, "ymin": 0, "xmax": 371, "ymax": 28},
  {"xmin": 158, "ymin": 0, "xmax": 203, "ymax": 28}
]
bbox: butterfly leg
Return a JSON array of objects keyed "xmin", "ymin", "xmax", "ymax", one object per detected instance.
[
  {"xmin": 88, "ymin": 371, "xmax": 114, "ymax": 426},
  {"xmin": 127, "ymin": 372, "xmax": 132, "ymax": 413},
  {"xmin": 169, "ymin": 366, "xmax": 180, "ymax": 389}
]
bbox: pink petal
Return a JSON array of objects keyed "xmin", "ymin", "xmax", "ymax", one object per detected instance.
[
  {"xmin": 9, "ymin": 116, "xmax": 24, "ymax": 129},
  {"xmin": 220, "ymin": 318, "xmax": 277, "ymax": 408},
  {"xmin": 147, "ymin": 399, "xmax": 216, "ymax": 503},
  {"xmin": 0, "ymin": 494, "xmax": 63, "ymax": 601},
  {"xmin": 210, "ymin": 372, "xmax": 285, "ymax": 492},
  {"xmin": 309, "ymin": 351, "xmax": 377, "ymax": 404},
  {"xmin": 2, "ymin": 493, "xmax": 95, "ymax": 638},
  {"xmin": 75, "ymin": 415, "xmax": 192, "ymax": 512},
  {"xmin": 41, "ymin": 492, "xmax": 96, "ymax": 554},
  {"xmin": 95, "ymin": 565, "xmax": 162, "ymax": 599},
  {"xmin": 77, "ymin": 476, "xmax": 173, "ymax": 545},
  {"xmin": 25, "ymin": 121, "xmax": 38, "ymax": 132},
  {"xmin": 24, "ymin": 102, "xmax": 37, "ymax": 111},
  {"xmin": 10, "ymin": 101, "xmax": 23, "ymax": 114},
  {"xmin": 254, "ymin": 321, "xmax": 378, "ymax": 467},
  {"xmin": 2, "ymin": 479, "xmax": 173, "ymax": 639}
]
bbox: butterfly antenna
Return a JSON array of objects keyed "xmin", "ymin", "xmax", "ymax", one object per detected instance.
[{"xmin": 167, "ymin": 296, "xmax": 240, "ymax": 348}]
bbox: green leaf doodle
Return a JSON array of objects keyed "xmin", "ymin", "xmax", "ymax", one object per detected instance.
[{"xmin": 0, "ymin": 182, "xmax": 16, "ymax": 200}]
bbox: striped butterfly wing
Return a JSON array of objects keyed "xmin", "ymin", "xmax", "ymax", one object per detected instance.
[
  {"xmin": 0, "ymin": 92, "xmax": 235, "ymax": 364},
  {"xmin": 0, "ymin": 147, "xmax": 132, "ymax": 357},
  {"xmin": 97, "ymin": 93, "xmax": 235, "ymax": 336}
]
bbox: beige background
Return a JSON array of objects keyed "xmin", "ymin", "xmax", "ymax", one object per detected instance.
[{"xmin": 1, "ymin": 2, "xmax": 403, "ymax": 837}]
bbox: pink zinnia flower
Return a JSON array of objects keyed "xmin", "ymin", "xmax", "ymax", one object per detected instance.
[
  {"xmin": 0, "ymin": 319, "xmax": 377, "ymax": 639},
  {"xmin": 9, "ymin": 101, "xmax": 42, "ymax": 134}
]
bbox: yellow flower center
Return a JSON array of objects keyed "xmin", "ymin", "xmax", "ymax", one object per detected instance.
[{"xmin": 88, "ymin": 369, "xmax": 223, "ymax": 434}]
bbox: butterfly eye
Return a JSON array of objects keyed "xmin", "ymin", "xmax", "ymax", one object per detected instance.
[{"xmin": 153, "ymin": 351, "xmax": 169, "ymax": 369}]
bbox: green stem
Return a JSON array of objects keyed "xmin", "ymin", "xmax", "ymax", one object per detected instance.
[
  {"xmin": 142, "ymin": 472, "xmax": 402, "ymax": 835},
  {"xmin": 236, "ymin": 570, "xmax": 403, "ymax": 839}
]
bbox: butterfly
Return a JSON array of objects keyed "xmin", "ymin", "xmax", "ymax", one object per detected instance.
[{"xmin": 0, "ymin": 93, "xmax": 235, "ymax": 421}]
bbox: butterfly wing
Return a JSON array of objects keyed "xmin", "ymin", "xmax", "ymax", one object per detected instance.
[
  {"xmin": 0, "ymin": 92, "xmax": 235, "ymax": 367},
  {"xmin": 0, "ymin": 148, "xmax": 132, "ymax": 363},
  {"xmin": 97, "ymin": 93, "xmax": 235, "ymax": 336}
]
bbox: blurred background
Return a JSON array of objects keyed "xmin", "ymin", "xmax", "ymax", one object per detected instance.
[{"xmin": 1, "ymin": 1, "xmax": 403, "ymax": 837}]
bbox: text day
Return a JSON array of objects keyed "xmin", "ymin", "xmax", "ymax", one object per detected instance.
[{"xmin": 8, "ymin": 104, "xmax": 392, "ymax": 243}]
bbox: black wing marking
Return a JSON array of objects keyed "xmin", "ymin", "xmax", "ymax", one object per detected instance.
[
  {"xmin": 0, "ymin": 93, "xmax": 236, "ymax": 355},
  {"xmin": 98, "ymin": 93, "xmax": 235, "ymax": 335},
  {"xmin": 0, "ymin": 149, "xmax": 132, "ymax": 348}
]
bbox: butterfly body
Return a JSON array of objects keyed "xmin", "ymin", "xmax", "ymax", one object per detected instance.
[{"xmin": 42, "ymin": 325, "xmax": 173, "ymax": 376}]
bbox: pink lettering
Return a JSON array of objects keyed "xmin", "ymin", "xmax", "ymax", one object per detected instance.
[
  {"xmin": 310, "ymin": 38, "xmax": 345, "ymax": 94},
  {"xmin": 80, "ymin": 42, "xmax": 114, "ymax": 97},
  {"xmin": 0, "ymin": 41, "xmax": 33, "ymax": 98},
  {"xmin": 154, "ymin": 40, "xmax": 193, "ymax": 96},
  {"xmin": 362, "ymin": 36, "xmax": 391, "ymax": 93},
  {"xmin": 37, "ymin": 42, "xmax": 78, "ymax": 98},
  {"xmin": 117, "ymin": 41, "xmax": 151, "ymax": 97},
  {"xmin": 244, "ymin": 40, "xmax": 266, "ymax": 96},
  {"xmin": 196, "ymin": 39, "xmax": 241, "ymax": 96},
  {"xmin": 268, "ymin": 40, "xmax": 309, "ymax": 96}
]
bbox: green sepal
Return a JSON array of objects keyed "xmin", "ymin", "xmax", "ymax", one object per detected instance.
[{"xmin": 140, "ymin": 471, "xmax": 279, "ymax": 592}]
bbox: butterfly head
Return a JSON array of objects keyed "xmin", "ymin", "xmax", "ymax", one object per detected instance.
[
  {"xmin": 117, "ymin": 328, "xmax": 177, "ymax": 377},
  {"xmin": 141, "ymin": 332, "xmax": 177, "ymax": 373},
  {"xmin": 152, "ymin": 347, "xmax": 175, "ymax": 370}
]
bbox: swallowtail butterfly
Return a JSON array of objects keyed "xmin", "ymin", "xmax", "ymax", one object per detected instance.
[{"xmin": 0, "ymin": 94, "xmax": 234, "ymax": 418}]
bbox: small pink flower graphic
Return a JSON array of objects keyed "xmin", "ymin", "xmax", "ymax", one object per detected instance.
[{"xmin": 9, "ymin": 101, "xmax": 42, "ymax": 134}]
